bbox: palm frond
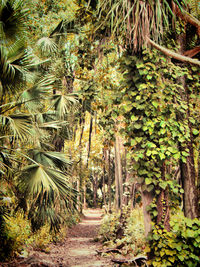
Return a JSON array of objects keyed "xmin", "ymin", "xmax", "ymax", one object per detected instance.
[
  {"xmin": 18, "ymin": 164, "xmax": 78, "ymax": 231},
  {"xmin": 0, "ymin": 45, "xmax": 35, "ymax": 95},
  {"xmin": 28, "ymin": 149, "xmax": 72, "ymax": 171},
  {"xmin": 52, "ymin": 93, "xmax": 79, "ymax": 119},
  {"xmin": 0, "ymin": 114, "xmax": 33, "ymax": 141},
  {"xmin": 0, "ymin": 0, "xmax": 27, "ymax": 42},
  {"xmin": 37, "ymin": 37, "xmax": 58, "ymax": 56},
  {"xmin": 38, "ymin": 120, "xmax": 67, "ymax": 130},
  {"xmin": 189, "ymin": 0, "xmax": 200, "ymax": 19},
  {"xmin": 19, "ymin": 75, "xmax": 55, "ymax": 111},
  {"xmin": 95, "ymin": 0, "xmax": 185, "ymax": 52}
]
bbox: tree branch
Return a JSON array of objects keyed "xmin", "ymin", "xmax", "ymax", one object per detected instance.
[{"xmin": 147, "ymin": 38, "xmax": 200, "ymax": 66}]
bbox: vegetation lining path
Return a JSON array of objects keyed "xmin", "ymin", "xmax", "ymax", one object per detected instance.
[{"xmin": 19, "ymin": 209, "xmax": 112, "ymax": 267}]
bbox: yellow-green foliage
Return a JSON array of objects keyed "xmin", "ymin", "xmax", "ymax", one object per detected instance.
[
  {"xmin": 2, "ymin": 211, "xmax": 32, "ymax": 259},
  {"xmin": 146, "ymin": 212, "xmax": 200, "ymax": 267},
  {"xmin": 99, "ymin": 210, "xmax": 121, "ymax": 244},
  {"xmin": 1, "ymin": 211, "xmax": 69, "ymax": 259},
  {"xmin": 30, "ymin": 224, "xmax": 53, "ymax": 251},
  {"xmin": 99, "ymin": 207, "xmax": 145, "ymax": 256},
  {"xmin": 31, "ymin": 224, "xmax": 67, "ymax": 250},
  {"xmin": 119, "ymin": 208, "xmax": 145, "ymax": 255}
]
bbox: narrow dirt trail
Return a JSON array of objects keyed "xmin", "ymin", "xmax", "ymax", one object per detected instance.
[
  {"xmin": 22, "ymin": 209, "xmax": 112, "ymax": 267},
  {"xmin": 52, "ymin": 209, "xmax": 112, "ymax": 267}
]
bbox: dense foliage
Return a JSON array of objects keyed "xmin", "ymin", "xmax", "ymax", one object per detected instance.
[{"xmin": 0, "ymin": 0, "xmax": 200, "ymax": 265}]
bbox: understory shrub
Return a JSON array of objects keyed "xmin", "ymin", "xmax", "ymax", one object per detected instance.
[
  {"xmin": 0, "ymin": 210, "xmax": 79, "ymax": 261},
  {"xmin": 99, "ymin": 206, "xmax": 146, "ymax": 257},
  {"xmin": 0, "ymin": 211, "xmax": 32, "ymax": 260},
  {"xmin": 146, "ymin": 211, "xmax": 200, "ymax": 267}
]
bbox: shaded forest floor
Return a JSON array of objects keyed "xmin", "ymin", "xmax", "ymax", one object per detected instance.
[{"xmin": 2, "ymin": 209, "xmax": 113, "ymax": 267}]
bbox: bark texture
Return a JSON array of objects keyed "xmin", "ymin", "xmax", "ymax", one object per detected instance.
[{"xmin": 141, "ymin": 189, "xmax": 154, "ymax": 237}]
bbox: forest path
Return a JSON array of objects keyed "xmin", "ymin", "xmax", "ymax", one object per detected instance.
[{"xmin": 27, "ymin": 209, "xmax": 112, "ymax": 267}]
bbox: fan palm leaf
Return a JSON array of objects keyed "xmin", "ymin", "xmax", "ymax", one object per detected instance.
[
  {"xmin": 28, "ymin": 149, "xmax": 72, "ymax": 171},
  {"xmin": 19, "ymin": 75, "xmax": 55, "ymax": 111},
  {"xmin": 52, "ymin": 93, "xmax": 78, "ymax": 119},
  {"xmin": 0, "ymin": 0, "xmax": 27, "ymax": 42},
  {"xmin": 37, "ymin": 37, "xmax": 58, "ymax": 56},
  {"xmin": 18, "ymin": 164, "xmax": 78, "ymax": 231},
  {"xmin": 0, "ymin": 114, "xmax": 33, "ymax": 141},
  {"xmin": 0, "ymin": 45, "xmax": 35, "ymax": 96}
]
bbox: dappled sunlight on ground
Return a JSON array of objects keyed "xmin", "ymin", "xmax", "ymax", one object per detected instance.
[{"xmin": 27, "ymin": 209, "xmax": 112, "ymax": 266}]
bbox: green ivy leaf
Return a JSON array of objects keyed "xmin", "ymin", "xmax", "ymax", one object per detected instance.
[
  {"xmin": 159, "ymin": 153, "xmax": 165, "ymax": 160},
  {"xmin": 152, "ymin": 101, "xmax": 159, "ymax": 108},
  {"xmin": 145, "ymin": 178, "xmax": 152, "ymax": 185},
  {"xmin": 192, "ymin": 129, "xmax": 199, "ymax": 135}
]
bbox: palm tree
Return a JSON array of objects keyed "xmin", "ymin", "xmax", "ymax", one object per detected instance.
[{"xmin": 0, "ymin": 0, "xmax": 78, "ymax": 233}]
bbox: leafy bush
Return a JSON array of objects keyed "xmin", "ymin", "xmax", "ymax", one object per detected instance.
[
  {"xmin": 0, "ymin": 211, "xmax": 69, "ymax": 260},
  {"xmin": 99, "ymin": 206, "xmax": 146, "ymax": 256},
  {"xmin": 0, "ymin": 211, "xmax": 32, "ymax": 260},
  {"xmin": 146, "ymin": 212, "xmax": 200, "ymax": 267},
  {"xmin": 30, "ymin": 224, "xmax": 53, "ymax": 251},
  {"xmin": 118, "ymin": 208, "xmax": 145, "ymax": 256},
  {"xmin": 99, "ymin": 211, "xmax": 121, "ymax": 244}
]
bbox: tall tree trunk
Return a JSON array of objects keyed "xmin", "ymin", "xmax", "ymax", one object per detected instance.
[
  {"xmin": 124, "ymin": 149, "xmax": 130, "ymax": 206},
  {"xmin": 130, "ymin": 183, "xmax": 136, "ymax": 210},
  {"xmin": 108, "ymin": 148, "xmax": 112, "ymax": 213},
  {"xmin": 78, "ymin": 120, "xmax": 85, "ymax": 213},
  {"xmin": 86, "ymin": 116, "xmax": 93, "ymax": 168},
  {"xmin": 83, "ymin": 183, "xmax": 87, "ymax": 210},
  {"xmin": 141, "ymin": 189, "xmax": 154, "ymax": 237},
  {"xmin": 156, "ymin": 162, "xmax": 170, "ymax": 231},
  {"xmin": 177, "ymin": 33, "xmax": 199, "ymax": 219},
  {"xmin": 114, "ymin": 134, "xmax": 123, "ymax": 209},
  {"xmin": 93, "ymin": 176, "xmax": 98, "ymax": 208},
  {"xmin": 102, "ymin": 150, "xmax": 107, "ymax": 210}
]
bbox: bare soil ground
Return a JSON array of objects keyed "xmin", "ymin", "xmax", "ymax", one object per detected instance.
[{"xmin": 2, "ymin": 209, "xmax": 113, "ymax": 267}]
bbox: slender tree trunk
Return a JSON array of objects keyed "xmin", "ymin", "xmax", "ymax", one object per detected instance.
[
  {"xmin": 102, "ymin": 151, "xmax": 107, "ymax": 210},
  {"xmin": 93, "ymin": 176, "xmax": 98, "ymax": 208},
  {"xmin": 141, "ymin": 189, "xmax": 154, "ymax": 237},
  {"xmin": 77, "ymin": 179, "xmax": 80, "ymax": 211},
  {"xmin": 177, "ymin": 33, "xmax": 199, "ymax": 219},
  {"xmin": 114, "ymin": 149, "xmax": 120, "ymax": 210},
  {"xmin": 86, "ymin": 116, "xmax": 93, "ymax": 168},
  {"xmin": 83, "ymin": 183, "xmax": 87, "ymax": 210},
  {"xmin": 130, "ymin": 183, "xmax": 136, "ymax": 210},
  {"xmin": 78, "ymin": 119, "xmax": 85, "ymax": 213},
  {"xmin": 114, "ymin": 134, "xmax": 123, "ymax": 209},
  {"xmin": 156, "ymin": 162, "xmax": 170, "ymax": 231},
  {"xmin": 108, "ymin": 148, "xmax": 112, "ymax": 213},
  {"xmin": 124, "ymin": 149, "xmax": 130, "ymax": 206}
]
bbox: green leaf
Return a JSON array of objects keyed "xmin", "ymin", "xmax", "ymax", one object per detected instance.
[
  {"xmin": 134, "ymin": 123, "xmax": 142, "ymax": 129},
  {"xmin": 146, "ymin": 150, "xmax": 152, "ymax": 156},
  {"xmin": 153, "ymin": 210, "xmax": 158, "ymax": 217},
  {"xmin": 192, "ymin": 129, "xmax": 199, "ymax": 135},
  {"xmin": 145, "ymin": 178, "xmax": 152, "ymax": 185},
  {"xmin": 159, "ymin": 181, "xmax": 167, "ymax": 189},
  {"xmin": 152, "ymin": 101, "xmax": 159, "ymax": 108},
  {"xmin": 131, "ymin": 115, "xmax": 138, "ymax": 121},
  {"xmin": 159, "ymin": 153, "xmax": 165, "ymax": 160},
  {"xmin": 160, "ymin": 121, "xmax": 166, "ymax": 128}
]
